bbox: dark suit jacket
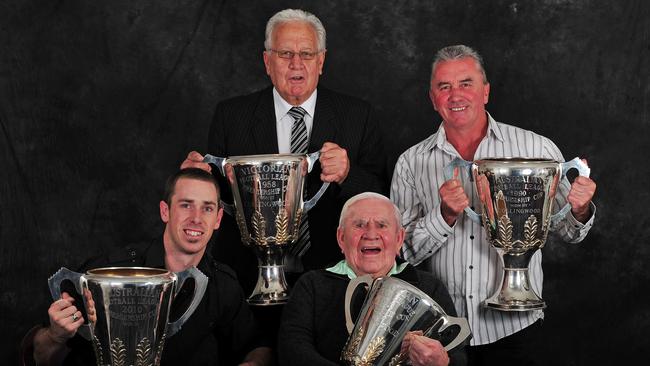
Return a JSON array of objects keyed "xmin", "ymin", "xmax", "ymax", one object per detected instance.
[{"xmin": 206, "ymin": 86, "xmax": 387, "ymax": 292}]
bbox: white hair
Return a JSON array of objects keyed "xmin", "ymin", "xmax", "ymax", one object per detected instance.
[
  {"xmin": 431, "ymin": 44, "xmax": 488, "ymax": 84},
  {"xmin": 338, "ymin": 192, "xmax": 402, "ymax": 228},
  {"xmin": 264, "ymin": 9, "xmax": 327, "ymax": 51}
]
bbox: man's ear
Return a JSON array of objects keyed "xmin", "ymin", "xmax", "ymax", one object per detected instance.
[
  {"xmin": 160, "ymin": 201, "xmax": 170, "ymax": 223},
  {"xmin": 336, "ymin": 227, "xmax": 345, "ymax": 253},
  {"xmin": 396, "ymin": 227, "xmax": 406, "ymax": 253},
  {"xmin": 213, "ymin": 207, "xmax": 224, "ymax": 230},
  {"xmin": 263, "ymin": 51, "xmax": 271, "ymax": 76},
  {"xmin": 429, "ymin": 89, "xmax": 438, "ymax": 111},
  {"xmin": 317, "ymin": 50, "xmax": 326, "ymax": 75}
]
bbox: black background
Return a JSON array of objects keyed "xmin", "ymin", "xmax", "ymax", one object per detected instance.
[{"xmin": 1, "ymin": 0, "xmax": 648, "ymax": 364}]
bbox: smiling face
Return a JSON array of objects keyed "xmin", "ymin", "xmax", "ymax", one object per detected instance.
[
  {"xmin": 429, "ymin": 57, "xmax": 490, "ymax": 132},
  {"xmin": 160, "ymin": 177, "xmax": 223, "ymax": 258},
  {"xmin": 337, "ymin": 198, "xmax": 405, "ymax": 278},
  {"xmin": 263, "ymin": 21, "xmax": 325, "ymax": 106}
]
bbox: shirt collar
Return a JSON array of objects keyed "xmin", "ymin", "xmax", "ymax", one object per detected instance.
[
  {"xmin": 326, "ymin": 259, "xmax": 408, "ymax": 280},
  {"xmin": 142, "ymin": 236, "xmax": 211, "ymax": 274},
  {"xmin": 425, "ymin": 111, "xmax": 504, "ymax": 152},
  {"xmin": 272, "ymin": 87, "xmax": 317, "ymax": 121}
]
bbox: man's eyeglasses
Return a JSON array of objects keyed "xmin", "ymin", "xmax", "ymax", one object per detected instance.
[{"xmin": 267, "ymin": 49, "xmax": 321, "ymax": 60}]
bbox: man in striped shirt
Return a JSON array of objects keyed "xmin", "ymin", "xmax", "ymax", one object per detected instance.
[{"xmin": 390, "ymin": 45, "xmax": 597, "ymax": 365}]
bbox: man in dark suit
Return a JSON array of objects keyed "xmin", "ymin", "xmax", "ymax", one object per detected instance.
[{"xmin": 182, "ymin": 9, "xmax": 386, "ymax": 294}]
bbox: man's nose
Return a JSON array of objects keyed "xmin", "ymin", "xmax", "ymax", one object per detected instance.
[
  {"xmin": 448, "ymin": 86, "xmax": 462, "ymax": 98},
  {"xmin": 288, "ymin": 53, "xmax": 304, "ymax": 68},
  {"xmin": 190, "ymin": 209, "xmax": 202, "ymax": 222},
  {"xmin": 362, "ymin": 225, "xmax": 380, "ymax": 239}
]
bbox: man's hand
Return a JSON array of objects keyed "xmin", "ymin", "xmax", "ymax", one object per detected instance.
[
  {"xmin": 239, "ymin": 346, "xmax": 273, "ymax": 366},
  {"xmin": 568, "ymin": 174, "xmax": 596, "ymax": 223},
  {"xmin": 180, "ymin": 151, "xmax": 212, "ymax": 173},
  {"xmin": 47, "ymin": 292, "xmax": 84, "ymax": 344},
  {"xmin": 439, "ymin": 168, "xmax": 469, "ymax": 226},
  {"xmin": 401, "ymin": 331, "xmax": 449, "ymax": 366},
  {"xmin": 319, "ymin": 142, "xmax": 350, "ymax": 184}
]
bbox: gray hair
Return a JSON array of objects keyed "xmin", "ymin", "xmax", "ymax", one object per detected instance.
[
  {"xmin": 264, "ymin": 9, "xmax": 327, "ymax": 51},
  {"xmin": 338, "ymin": 192, "xmax": 402, "ymax": 229},
  {"xmin": 431, "ymin": 44, "xmax": 488, "ymax": 84}
]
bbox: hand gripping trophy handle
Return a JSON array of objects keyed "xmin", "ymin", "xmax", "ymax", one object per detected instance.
[
  {"xmin": 443, "ymin": 157, "xmax": 591, "ymax": 224},
  {"xmin": 48, "ymin": 266, "xmax": 208, "ymax": 338},
  {"xmin": 48, "ymin": 267, "xmax": 91, "ymax": 340}
]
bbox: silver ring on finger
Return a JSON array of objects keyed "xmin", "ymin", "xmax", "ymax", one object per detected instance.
[{"xmin": 71, "ymin": 313, "xmax": 79, "ymax": 322}]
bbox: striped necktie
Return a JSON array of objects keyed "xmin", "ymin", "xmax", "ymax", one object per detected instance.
[{"xmin": 287, "ymin": 107, "xmax": 311, "ymax": 262}]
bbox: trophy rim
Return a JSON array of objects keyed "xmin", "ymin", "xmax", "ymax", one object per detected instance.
[
  {"xmin": 226, "ymin": 153, "xmax": 306, "ymax": 164},
  {"xmin": 476, "ymin": 157, "xmax": 557, "ymax": 164},
  {"xmin": 86, "ymin": 266, "xmax": 172, "ymax": 279}
]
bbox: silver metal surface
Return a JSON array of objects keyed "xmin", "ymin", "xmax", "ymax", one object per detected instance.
[
  {"xmin": 342, "ymin": 275, "xmax": 471, "ymax": 365},
  {"xmin": 48, "ymin": 266, "xmax": 207, "ymax": 366},
  {"xmin": 461, "ymin": 157, "xmax": 590, "ymax": 311},
  {"xmin": 204, "ymin": 152, "xmax": 328, "ymax": 305}
]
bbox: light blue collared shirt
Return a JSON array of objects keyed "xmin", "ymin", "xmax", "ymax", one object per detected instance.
[{"xmin": 326, "ymin": 260, "xmax": 408, "ymax": 280}]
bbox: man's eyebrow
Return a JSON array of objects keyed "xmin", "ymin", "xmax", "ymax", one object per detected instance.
[
  {"xmin": 460, "ymin": 77, "xmax": 474, "ymax": 83},
  {"xmin": 202, "ymin": 200, "xmax": 217, "ymax": 206}
]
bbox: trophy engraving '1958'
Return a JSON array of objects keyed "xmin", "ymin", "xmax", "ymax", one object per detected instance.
[{"xmin": 204, "ymin": 152, "xmax": 329, "ymax": 305}]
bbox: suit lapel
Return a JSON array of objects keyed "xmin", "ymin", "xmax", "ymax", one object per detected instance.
[
  {"xmin": 310, "ymin": 88, "xmax": 337, "ymax": 153},
  {"xmin": 251, "ymin": 87, "xmax": 280, "ymax": 154}
]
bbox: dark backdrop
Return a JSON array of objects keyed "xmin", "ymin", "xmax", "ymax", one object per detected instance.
[{"xmin": 1, "ymin": 0, "xmax": 648, "ymax": 364}]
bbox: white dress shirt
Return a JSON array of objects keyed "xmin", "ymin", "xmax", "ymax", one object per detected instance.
[
  {"xmin": 390, "ymin": 113, "xmax": 595, "ymax": 345},
  {"xmin": 273, "ymin": 88, "xmax": 317, "ymax": 153}
]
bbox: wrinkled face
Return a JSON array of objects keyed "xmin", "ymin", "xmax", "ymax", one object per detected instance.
[
  {"xmin": 429, "ymin": 57, "xmax": 490, "ymax": 131},
  {"xmin": 160, "ymin": 178, "xmax": 223, "ymax": 257},
  {"xmin": 337, "ymin": 198, "xmax": 405, "ymax": 278},
  {"xmin": 263, "ymin": 21, "xmax": 325, "ymax": 106}
]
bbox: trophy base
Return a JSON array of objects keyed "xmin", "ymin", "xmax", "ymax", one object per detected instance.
[
  {"xmin": 247, "ymin": 264, "xmax": 290, "ymax": 306},
  {"xmin": 247, "ymin": 292, "xmax": 290, "ymax": 306},
  {"xmin": 482, "ymin": 267, "xmax": 547, "ymax": 311},
  {"xmin": 483, "ymin": 298, "xmax": 546, "ymax": 311}
]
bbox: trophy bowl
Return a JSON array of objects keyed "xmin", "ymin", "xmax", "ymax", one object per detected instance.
[
  {"xmin": 446, "ymin": 157, "xmax": 590, "ymax": 311},
  {"xmin": 48, "ymin": 266, "xmax": 207, "ymax": 366},
  {"xmin": 341, "ymin": 275, "xmax": 471, "ymax": 365},
  {"xmin": 204, "ymin": 152, "xmax": 328, "ymax": 305}
]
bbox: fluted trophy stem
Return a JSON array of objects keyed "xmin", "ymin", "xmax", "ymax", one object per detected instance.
[
  {"xmin": 248, "ymin": 245, "xmax": 290, "ymax": 305},
  {"xmin": 483, "ymin": 251, "xmax": 545, "ymax": 311}
]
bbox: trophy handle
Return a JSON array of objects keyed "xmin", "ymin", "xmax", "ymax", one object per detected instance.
[
  {"xmin": 48, "ymin": 267, "xmax": 82, "ymax": 300},
  {"xmin": 443, "ymin": 157, "xmax": 481, "ymax": 223},
  {"xmin": 428, "ymin": 315, "xmax": 472, "ymax": 351},
  {"xmin": 47, "ymin": 267, "xmax": 92, "ymax": 340},
  {"xmin": 304, "ymin": 151, "xmax": 330, "ymax": 212},
  {"xmin": 550, "ymin": 157, "xmax": 591, "ymax": 226},
  {"xmin": 344, "ymin": 274, "xmax": 375, "ymax": 334},
  {"xmin": 167, "ymin": 266, "xmax": 209, "ymax": 336},
  {"xmin": 203, "ymin": 154, "xmax": 235, "ymax": 216}
]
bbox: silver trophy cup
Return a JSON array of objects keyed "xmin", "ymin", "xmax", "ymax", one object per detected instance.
[
  {"xmin": 341, "ymin": 275, "xmax": 471, "ymax": 366},
  {"xmin": 204, "ymin": 152, "xmax": 329, "ymax": 305},
  {"xmin": 48, "ymin": 266, "xmax": 208, "ymax": 366},
  {"xmin": 445, "ymin": 157, "xmax": 590, "ymax": 311}
]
